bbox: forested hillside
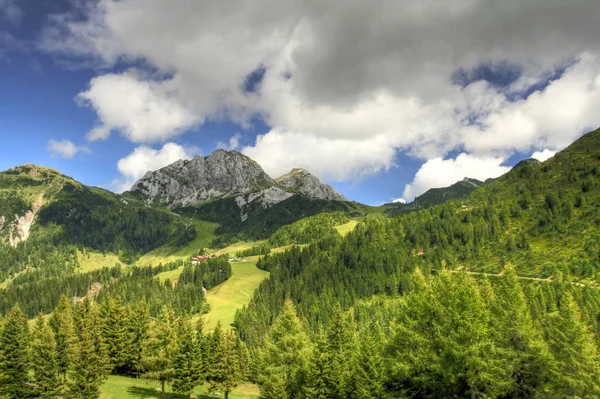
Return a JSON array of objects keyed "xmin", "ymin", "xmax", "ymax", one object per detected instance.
[{"xmin": 1, "ymin": 130, "xmax": 600, "ymax": 398}]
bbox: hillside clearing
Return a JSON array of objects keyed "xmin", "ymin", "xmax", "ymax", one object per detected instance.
[
  {"xmin": 202, "ymin": 261, "xmax": 269, "ymax": 330},
  {"xmin": 101, "ymin": 375, "xmax": 259, "ymax": 398},
  {"xmin": 136, "ymin": 220, "xmax": 218, "ymax": 266},
  {"xmin": 335, "ymin": 219, "xmax": 359, "ymax": 236}
]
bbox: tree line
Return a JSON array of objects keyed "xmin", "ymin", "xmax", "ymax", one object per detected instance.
[{"xmin": 0, "ymin": 296, "xmax": 249, "ymax": 399}]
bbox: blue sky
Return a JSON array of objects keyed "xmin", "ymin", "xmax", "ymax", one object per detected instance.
[{"xmin": 1, "ymin": 1, "xmax": 599, "ymax": 205}]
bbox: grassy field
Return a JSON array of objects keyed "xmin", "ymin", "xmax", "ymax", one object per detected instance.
[
  {"xmin": 137, "ymin": 220, "xmax": 218, "ymax": 266},
  {"xmin": 202, "ymin": 261, "xmax": 269, "ymax": 330},
  {"xmin": 77, "ymin": 251, "xmax": 122, "ymax": 273},
  {"xmin": 335, "ymin": 219, "xmax": 358, "ymax": 236},
  {"xmin": 214, "ymin": 240, "xmax": 268, "ymax": 257},
  {"xmin": 101, "ymin": 375, "xmax": 259, "ymax": 399}
]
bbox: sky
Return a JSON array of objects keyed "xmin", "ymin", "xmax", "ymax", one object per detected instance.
[{"xmin": 1, "ymin": 1, "xmax": 600, "ymax": 205}]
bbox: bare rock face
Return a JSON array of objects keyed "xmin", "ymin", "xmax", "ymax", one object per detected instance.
[
  {"xmin": 4, "ymin": 193, "xmax": 44, "ymax": 247},
  {"xmin": 275, "ymin": 168, "xmax": 348, "ymax": 201},
  {"xmin": 128, "ymin": 150, "xmax": 348, "ymax": 221},
  {"xmin": 129, "ymin": 150, "xmax": 277, "ymax": 208}
]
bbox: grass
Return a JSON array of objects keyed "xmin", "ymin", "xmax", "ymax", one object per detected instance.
[
  {"xmin": 335, "ymin": 220, "xmax": 358, "ymax": 236},
  {"xmin": 202, "ymin": 261, "xmax": 269, "ymax": 330},
  {"xmin": 101, "ymin": 375, "xmax": 259, "ymax": 399},
  {"xmin": 214, "ymin": 240, "xmax": 268, "ymax": 257},
  {"xmin": 137, "ymin": 220, "xmax": 218, "ymax": 266},
  {"xmin": 156, "ymin": 266, "xmax": 185, "ymax": 284},
  {"xmin": 77, "ymin": 251, "xmax": 122, "ymax": 273}
]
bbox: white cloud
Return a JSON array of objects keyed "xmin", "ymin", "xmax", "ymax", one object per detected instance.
[
  {"xmin": 112, "ymin": 142, "xmax": 196, "ymax": 192},
  {"xmin": 77, "ymin": 73, "xmax": 199, "ymax": 143},
  {"xmin": 216, "ymin": 133, "xmax": 242, "ymax": 151},
  {"xmin": 531, "ymin": 149, "xmax": 557, "ymax": 162},
  {"xmin": 47, "ymin": 139, "xmax": 90, "ymax": 159},
  {"xmin": 392, "ymin": 198, "xmax": 406, "ymax": 204},
  {"xmin": 42, "ymin": 0, "xmax": 600, "ymax": 185},
  {"xmin": 242, "ymin": 129, "xmax": 396, "ymax": 180},
  {"xmin": 402, "ymin": 153, "xmax": 511, "ymax": 201}
]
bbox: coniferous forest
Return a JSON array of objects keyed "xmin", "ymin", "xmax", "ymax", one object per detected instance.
[{"xmin": 1, "ymin": 129, "xmax": 600, "ymax": 398}]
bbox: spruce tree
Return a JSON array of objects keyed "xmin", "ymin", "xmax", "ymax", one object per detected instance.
[
  {"xmin": 173, "ymin": 319, "xmax": 201, "ymax": 397},
  {"xmin": 208, "ymin": 330, "xmax": 242, "ymax": 399},
  {"xmin": 491, "ymin": 267, "xmax": 551, "ymax": 396},
  {"xmin": 195, "ymin": 318, "xmax": 208, "ymax": 382},
  {"xmin": 128, "ymin": 297, "xmax": 150, "ymax": 375},
  {"xmin": 31, "ymin": 315, "xmax": 63, "ymax": 398},
  {"xmin": 68, "ymin": 299, "xmax": 110, "ymax": 399},
  {"xmin": 100, "ymin": 295, "xmax": 130, "ymax": 373},
  {"xmin": 258, "ymin": 300, "xmax": 312, "ymax": 399},
  {"xmin": 0, "ymin": 304, "xmax": 32, "ymax": 399},
  {"xmin": 353, "ymin": 322, "xmax": 386, "ymax": 399},
  {"xmin": 49, "ymin": 296, "xmax": 78, "ymax": 381},
  {"xmin": 544, "ymin": 293, "xmax": 600, "ymax": 398},
  {"xmin": 140, "ymin": 305, "xmax": 177, "ymax": 399}
]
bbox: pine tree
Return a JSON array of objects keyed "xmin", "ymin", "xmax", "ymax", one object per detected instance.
[
  {"xmin": 544, "ymin": 293, "xmax": 600, "ymax": 398},
  {"xmin": 128, "ymin": 297, "xmax": 150, "ymax": 375},
  {"xmin": 173, "ymin": 319, "xmax": 201, "ymax": 397},
  {"xmin": 353, "ymin": 322, "xmax": 386, "ymax": 399},
  {"xmin": 31, "ymin": 315, "xmax": 63, "ymax": 398},
  {"xmin": 195, "ymin": 318, "xmax": 208, "ymax": 382},
  {"xmin": 209, "ymin": 330, "xmax": 242, "ymax": 399},
  {"xmin": 491, "ymin": 266, "xmax": 551, "ymax": 396},
  {"xmin": 49, "ymin": 296, "xmax": 78, "ymax": 381},
  {"xmin": 140, "ymin": 305, "xmax": 177, "ymax": 399},
  {"xmin": 100, "ymin": 295, "xmax": 131, "ymax": 373},
  {"xmin": 0, "ymin": 305, "xmax": 32, "ymax": 399},
  {"xmin": 258, "ymin": 300, "xmax": 312, "ymax": 399},
  {"xmin": 305, "ymin": 307, "xmax": 357, "ymax": 399},
  {"xmin": 68, "ymin": 299, "xmax": 110, "ymax": 399}
]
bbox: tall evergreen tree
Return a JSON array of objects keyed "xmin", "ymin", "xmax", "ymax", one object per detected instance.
[
  {"xmin": 140, "ymin": 305, "xmax": 177, "ymax": 399},
  {"xmin": 490, "ymin": 267, "xmax": 551, "ymax": 396},
  {"xmin": 209, "ymin": 330, "xmax": 242, "ymax": 399},
  {"xmin": 31, "ymin": 315, "xmax": 63, "ymax": 398},
  {"xmin": 49, "ymin": 296, "xmax": 78, "ymax": 381},
  {"xmin": 305, "ymin": 307, "xmax": 357, "ymax": 399},
  {"xmin": 100, "ymin": 295, "xmax": 131, "ymax": 373},
  {"xmin": 353, "ymin": 322, "xmax": 386, "ymax": 399},
  {"xmin": 258, "ymin": 300, "xmax": 312, "ymax": 399},
  {"xmin": 173, "ymin": 319, "xmax": 201, "ymax": 397},
  {"xmin": 128, "ymin": 297, "xmax": 150, "ymax": 375},
  {"xmin": 0, "ymin": 305, "xmax": 32, "ymax": 399},
  {"xmin": 68, "ymin": 299, "xmax": 110, "ymax": 399},
  {"xmin": 544, "ymin": 293, "xmax": 600, "ymax": 398}
]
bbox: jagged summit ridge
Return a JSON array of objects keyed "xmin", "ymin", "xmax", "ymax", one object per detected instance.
[
  {"xmin": 128, "ymin": 150, "xmax": 348, "ymax": 211},
  {"xmin": 129, "ymin": 150, "xmax": 277, "ymax": 208}
]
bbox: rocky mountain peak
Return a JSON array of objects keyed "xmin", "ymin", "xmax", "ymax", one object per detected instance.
[
  {"xmin": 128, "ymin": 150, "xmax": 277, "ymax": 208},
  {"xmin": 275, "ymin": 168, "xmax": 347, "ymax": 201}
]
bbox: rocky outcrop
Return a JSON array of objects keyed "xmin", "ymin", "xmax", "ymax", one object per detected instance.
[
  {"xmin": 129, "ymin": 149, "xmax": 277, "ymax": 208},
  {"xmin": 235, "ymin": 187, "xmax": 294, "ymax": 222},
  {"xmin": 276, "ymin": 168, "xmax": 347, "ymax": 201},
  {"xmin": 7, "ymin": 194, "xmax": 44, "ymax": 247}
]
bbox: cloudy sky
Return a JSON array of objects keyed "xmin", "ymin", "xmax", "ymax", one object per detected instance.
[{"xmin": 1, "ymin": 0, "xmax": 599, "ymax": 204}]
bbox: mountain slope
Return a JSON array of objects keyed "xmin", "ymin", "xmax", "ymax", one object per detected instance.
[
  {"xmin": 384, "ymin": 177, "xmax": 486, "ymax": 216},
  {"xmin": 0, "ymin": 165, "xmax": 79, "ymax": 247}
]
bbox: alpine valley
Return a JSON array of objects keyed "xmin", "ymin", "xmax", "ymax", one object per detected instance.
[{"xmin": 2, "ymin": 130, "xmax": 600, "ymax": 398}]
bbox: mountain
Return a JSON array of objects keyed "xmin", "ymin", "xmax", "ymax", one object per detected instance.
[
  {"xmin": 0, "ymin": 164, "xmax": 79, "ymax": 247},
  {"xmin": 275, "ymin": 168, "xmax": 348, "ymax": 201},
  {"xmin": 128, "ymin": 149, "xmax": 349, "ymax": 227},
  {"xmin": 129, "ymin": 149, "xmax": 281, "ymax": 207},
  {"xmin": 384, "ymin": 177, "xmax": 486, "ymax": 216}
]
